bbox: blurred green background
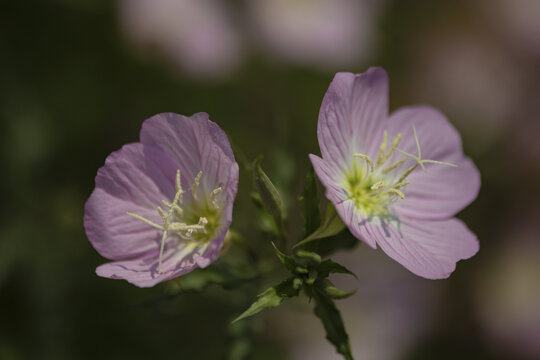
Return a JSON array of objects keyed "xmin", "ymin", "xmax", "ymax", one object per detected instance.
[{"xmin": 1, "ymin": 0, "xmax": 539, "ymax": 359}]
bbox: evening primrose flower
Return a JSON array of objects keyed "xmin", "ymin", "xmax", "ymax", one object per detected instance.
[
  {"xmin": 310, "ymin": 67, "xmax": 480, "ymax": 279},
  {"xmin": 84, "ymin": 113, "xmax": 239, "ymax": 287}
]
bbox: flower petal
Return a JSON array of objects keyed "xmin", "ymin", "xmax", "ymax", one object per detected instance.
[
  {"xmin": 335, "ymin": 200, "xmax": 377, "ymax": 249},
  {"xmin": 309, "ymin": 154, "xmax": 347, "ymax": 204},
  {"xmin": 139, "ymin": 112, "xmax": 236, "ymax": 192},
  {"xmin": 360, "ymin": 216, "xmax": 479, "ymax": 279},
  {"xmin": 84, "ymin": 143, "xmax": 178, "ymax": 260},
  {"xmin": 318, "ymin": 67, "xmax": 388, "ymax": 171},
  {"xmin": 95, "ymin": 240, "xmax": 204, "ymax": 288},
  {"xmin": 388, "ymin": 106, "xmax": 481, "ymax": 219}
]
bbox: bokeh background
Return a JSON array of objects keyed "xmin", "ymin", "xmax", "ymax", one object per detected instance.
[{"xmin": 1, "ymin": 0, "xmax": 540, "ymax": 359}]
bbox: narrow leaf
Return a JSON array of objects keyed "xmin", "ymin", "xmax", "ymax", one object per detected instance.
[
  {"xmin": 299, "ymin": 167, "xmax": 321, "ymax": 236},
  {"xmin": 233, "ymin": 278, "xmax": 298, "ymax": 323},
  {"xmin": 252, "ymin": 157, "xmax": 284, "ymax": 232},
  {"xmin": 271, "ymin": 242, "xmax": 298, "ymax": 273},
  {"xmin": 295, "ymin": 203, "xmax": 345, "ymax": 248},
  {"xmin": 317, "ymin": 260, "xmax": 358, "ymax": 280},
  {"xmin": 313, "ymin": 290, "xmax": 354, "ymax": 360}
]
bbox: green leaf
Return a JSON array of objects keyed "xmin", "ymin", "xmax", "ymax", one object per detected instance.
[
  {"xmin": 271, "ymin": 242, "xmax": 298, "ymax": 273},
  {"xmin": 294, "ymin": 203, "xmax": 346, "ymax": 248},
  {"xmin": 317, "ymin": 259, "xmax": 358, "ymax": 280},
  {"xmin": 233, "ymin": 278, "xmax": 299, "ymax": 323},
  {"xmin": 317, "ymin": 279, "xmax": 356, "ymax": 300},
  {"xmin": 299, "ymin": 167, "xmax": 321, "ymax": 237},
  {"xmin": 252, "ymin": 157, "xmax": 284, "ymax": 233},
  {"xmin": 312, "ymin": 290, "xmax": 354, "ymax": 360}
]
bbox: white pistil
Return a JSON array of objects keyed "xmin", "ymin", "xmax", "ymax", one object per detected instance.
[
  {"xmin": 393, "ymin": 125, "xmax": 458, "ymax": 173},
  {"xmin": 125, "ymin": 212, "xmax": 163, "ymax": 230}
]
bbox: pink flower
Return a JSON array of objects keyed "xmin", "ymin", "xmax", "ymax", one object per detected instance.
[
  {"xmin": 310, "ymin": 67, "xmax": 480, "ymax": 279},
  {"xmin": 246, "ymin": 0, "xmax": 380, "ymax": 69},
  {"xmin": 84, "ymin": 113, "xmax": 239, "ymax": 287},
  {"xmin": 118, "ymin": 0, "xmax": 244, "ymax": 79}
]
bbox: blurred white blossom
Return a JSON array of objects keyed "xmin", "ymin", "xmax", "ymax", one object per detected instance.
[
  {"xmin": 118, "ymin": 0, "xmax": 244, "ymax": 79},
  {"xmin": 409, "ymin": 31, "xmax": 523, "ymax": 149},
  {"xmin": 246, "ymin": 0, "xmax": 381, "ymax": 69},
  {"xmin": 482, "ymin": 0, "xmax": 540, "ymax": 57}
]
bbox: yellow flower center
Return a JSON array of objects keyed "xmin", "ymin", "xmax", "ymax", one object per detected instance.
[
  {"xmin": 343, "ymin": 125, "xmax": 457, "ymax": 216},
  {"xmin": 127, "ymin": 170, "xmax": 223, "ymax": 273}
]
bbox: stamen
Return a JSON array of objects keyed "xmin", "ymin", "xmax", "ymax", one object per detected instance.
[
  {"xmin": 127, "ymin": 169, "xmax": 210, "ymax": 274},
  {"xmin": 156, "ymin": 206, "xmax": 167, "ymax": 220},
  {"xmin": 376, "ymin": 130, "xmax": 388, "ymax": 167},
  {"xmin": 175, "ymin": 170, "xmax": 182, "ymax": 192},
  {"xmin": 378, "ymin": 133, "xmax": 402, "ymax": 166},
  {"xmin": 382, "ymin": 157, "xmax": 407, "ymax": 174},
  {"xmin": 126, "ymin": 212, "xmax": 163, "ymax": 230},
  {"xmin": 393, "ymin": 181, "xmax": 410, "ymax": 189},
  {"xmin": 397, "ymin": 165, "xmax": 418, "ymax": 183},
  {"xmin": 353, "ymin": 153, "xmax": 374, "ymax": 172},
  {"xmin": 210, "ymin": 187, "xmax": 222, "ymax": 208},
  {"xmin": 172, "ymin": 205, "xmax": 183, "ymax": 216},
  {"xmin": 387, "ymin": 188, "xmax": 405, "ymax": 199},
  {"xmin": 370, "ymin": 181, "xmax": 385, "ymax": 191},
  {"xmin": 192, "ymin": 171, "xmax": 202, "ymax": 200}
]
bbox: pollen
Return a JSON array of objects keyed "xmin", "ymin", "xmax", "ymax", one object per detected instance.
[
  {"xmin": 126, "ymin": 169, "xmax": 223, "ymax": 274},
  {"xmin": 345, "ymin": 125, "xmax": 457, "ymax": 216}
]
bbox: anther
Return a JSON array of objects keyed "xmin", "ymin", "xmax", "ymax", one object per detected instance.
[
  {"xmin": 382, "ymin": 157, "xmax": 407, "ymax": 174},
  {"xmin": 156, "ymin": 206, "xmax": 166, "ymax": 220},
  {"xmin": 376, "ymin": 131, "xmax": 388, "ymax": 167},
  {"xmin": 387, "ymin": 188, "xmax": 405, "ymax": 199},
  {"xmin": 210, "ymin": 187, "xmax": 222, "ymax": 208},
  {"xmin": 370, "ymin": 181, "xmax": 385, "ymax": 191},
  {"xmin": 192, "ymin": 171, "xmax": 202, "ymax": 200},
  {"xmin": 353, "ymin": 153, "xmax": 374, "ymax": 172}
]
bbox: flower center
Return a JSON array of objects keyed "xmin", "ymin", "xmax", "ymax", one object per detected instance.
[
  {"xmin": 343, "ymin": 125, "xmax": 457, "ymax": 216},
  {"xmin": 127, "ymin": 170, "xmax": 223, "ymax": 273}
]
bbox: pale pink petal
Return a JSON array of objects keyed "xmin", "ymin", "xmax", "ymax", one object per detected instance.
[
  {"xmin": 335, "ymin": 200, "xmax": 377, "ymax": 249},
  {"xmin": 96, "ymin": 240, "xmax": 205, "ymax": 288},
  {"xmin": 140, "ymin": 112, "xmax": 235, "ymax": 192},
  {"xmin": 361, "ymin": 217, "xmax": 479, "ymax": 279},
  {"xmin": 309, "ymin": 154, "xmax": 347, "ymax": 204},
  {"xmin": 318, "ymin": 67, "xmax": 388, "ymax": 172},
  {"xmin": 387, "ymin": 106, "xmax": 481, "ymax": 219},
  {"xmin": 84, "ymin": 143, "xmax": 178, "ymax": 260}
]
